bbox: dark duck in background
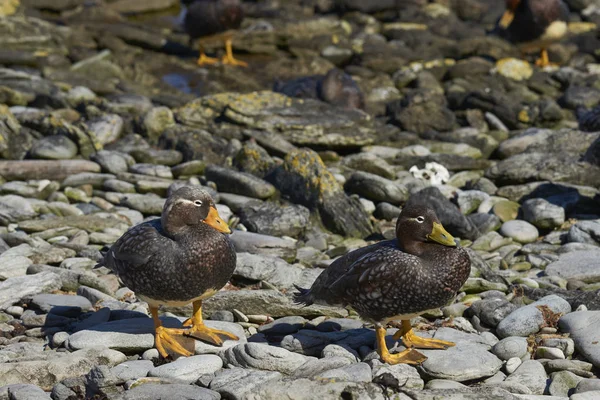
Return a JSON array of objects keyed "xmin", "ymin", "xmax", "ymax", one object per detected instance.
[
  {"xmin": 182, "ymin": 0, "xmax": 247, "ymax": 67},
  {"xmin": 496, "ymin": 0, "xmax": 569, "ymax": 67},
  {"xmin": 97, "ymin": 186, "xmax": 237, "ymax": 358},
  {"xmin": 295, "ymin": 204, "xmax": 471, "ymax": 365}
]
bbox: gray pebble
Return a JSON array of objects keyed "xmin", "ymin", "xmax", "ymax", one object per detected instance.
[
  {"xmin": 500, "ymin": 220, "xmax": 539, "ymax": 244},
  {"xmin": 148, "ymin": 355, "xmax": 223, "ymax": 384}
]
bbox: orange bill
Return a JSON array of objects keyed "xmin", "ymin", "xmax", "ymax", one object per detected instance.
[
  {"xmin": 204, "ymin": 206, "xmax": 231, "ymax": 234},
  {"xmin": 499, "ymin": 10, "xmax": 515, "ymax": 28}
]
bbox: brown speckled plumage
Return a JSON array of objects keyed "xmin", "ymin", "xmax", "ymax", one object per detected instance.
[
  {"xmin": 98, "ymin": 186, "xmax": 236, "ymax": 305},
  {"xmin": 183, "ymin": 0, "xmax": 244, "ymax": 40},
  {"xmin": 295, "ymin": 204, "xmax": 471, "ymax": 323}
]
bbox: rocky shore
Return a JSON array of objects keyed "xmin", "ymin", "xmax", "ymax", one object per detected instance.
[{"xmin": 1, "ymin": 0, "xmax": 600, "ymax": 399}]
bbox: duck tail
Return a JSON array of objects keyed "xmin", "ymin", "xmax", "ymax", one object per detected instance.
[
  {"xmin": 93, "ymin": 246, "xmax": 110, "ymax": 269},
  {"xmin": 293, "ymin": 284, "xmax": 314, "ymax": 307}
]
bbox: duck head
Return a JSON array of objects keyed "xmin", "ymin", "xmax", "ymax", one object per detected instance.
[
  {"xmin": 162, "ymin": 186, "xmax": 231, "ymax": 234},
  {"xmin": 395, "ymin": 204, "xmax": 456, "ymax": 254}
]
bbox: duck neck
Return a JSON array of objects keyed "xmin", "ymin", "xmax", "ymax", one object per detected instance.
[
  {"xmin": 399, "ymin": 239, "xmax": 444, "ymax": 258},
  {"xmin": 161, "ymin": 212, "xmax": 189, "ymax": 236}
]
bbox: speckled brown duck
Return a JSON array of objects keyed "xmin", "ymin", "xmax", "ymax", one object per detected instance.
[
  {"xmin": 497, "ymin": 0, "xmax": 569, "ymax": 67},
  {"xmin": 97, "ymin": 186, "xmax": 237, "ymax": 358},
  {"xmin": 294, "ymin": 204, "xmax": 471, "ymax": 365},
  {"xmin": 183, "ymin": 0, "xmax": 247, "ymax": 67}
]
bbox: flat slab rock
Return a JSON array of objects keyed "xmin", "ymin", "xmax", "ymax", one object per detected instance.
[
  {"xmin": 546, "ymin": 250, "xmax": 600, "ymax": 283},
  {"xmin": 417, "ymin": 327, "xmax": 501, "ymax": 382},
  {"xmin": 0, "ymin": 346, "xmax": 127, "ymax": 390},
  {"xmin": 67, "ymin": 316, "xmax": 245, "ymax": 355},
  {"xmin": 221, "ymin": 342, "xmax": 314, "ymax": 375}
]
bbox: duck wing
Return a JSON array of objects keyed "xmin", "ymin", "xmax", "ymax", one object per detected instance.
[
  {"xmin": 294, "ymin": 240, "xmax": 401, "ymax": 306},
  {"xmin": 97, "ymin": 219, "xmax": 175, "ymax": 275},
  {"xmin": 327, "ymin": 244, "xmax": 421, "ymax": 304}
]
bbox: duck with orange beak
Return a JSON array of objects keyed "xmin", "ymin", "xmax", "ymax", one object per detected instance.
[
  {"xmin": 97, "ymin": 186, "xmax": 237, "ymax": 358},
  {"xmin": 294, "ymin": 204, "xmax": 471, "ymax": 365},
  {"xmin": 496, "ymin": 0, "xmax": 569, "ymax": 67}
]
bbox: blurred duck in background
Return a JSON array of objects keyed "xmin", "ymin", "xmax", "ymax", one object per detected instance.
[
  {"xmin": 182, "ymin": 0, "xmax": 247, "ymax": 67},
  {"xmin": 496, "ymin": 0, "xmax": 569, "ymax": 67}
]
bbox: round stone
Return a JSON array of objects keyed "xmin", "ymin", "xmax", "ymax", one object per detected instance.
[
  {"xmin": 30, "ymin": 135, "xmax": 78, "ymax": 160},
  {"xmin": 505, "ymin": 357, "xmax": 522, "ymax": 374},
  {"xmin": 492, "ymin": 336, "xmax": 529, "ymax": 360},
  {"xmin": 500, "ymin": 220, "xmax": 539, "ymax": 244}
]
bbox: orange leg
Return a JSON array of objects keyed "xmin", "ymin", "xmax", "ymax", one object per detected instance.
[
  {"xmin": 376, "ymin": 325, "xmax": 427, "ymax": 365},
  {"xmin": 392, "ymin": 320, "xmax": 455, "ymax": 349},
  {"xmin": 221, "ymin": 38, "xmax": 248, "ymax": 67},
  {"xmin": 197, "ymin": 43, "xmax": 219, "ymax": 66},
  {"xmin": 150, "ymin": 305, "xmax": 193, "ymax": 358},
  {"xmin": 182, "ymin": 300, "xmax": 238, "ymax": 345}
]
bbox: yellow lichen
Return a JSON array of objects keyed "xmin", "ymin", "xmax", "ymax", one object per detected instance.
[{"xmin": 0, "ymin": 0, "xmax": 19, "ymax": 17}]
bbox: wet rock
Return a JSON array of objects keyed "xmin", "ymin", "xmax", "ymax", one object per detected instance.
[
  {"xmin": 238, "ymin": 202, "xmax": 310, "ymax": 237},
  {"xmin": 344, "ymin": 171, "xmax": 408, "ymax": 205},
  {"xmin": 273, "ymin": 148, "xmax": 372, "ymax": 238}
]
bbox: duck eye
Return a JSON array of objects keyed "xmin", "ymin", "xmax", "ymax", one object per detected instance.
[
  {"xmin": 416, "ymin": 216, "xmax": 425, "ymax": 223},
  {"xmin": 194, "ymin": 200, "xmax": 203, "ymax": 207}
]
